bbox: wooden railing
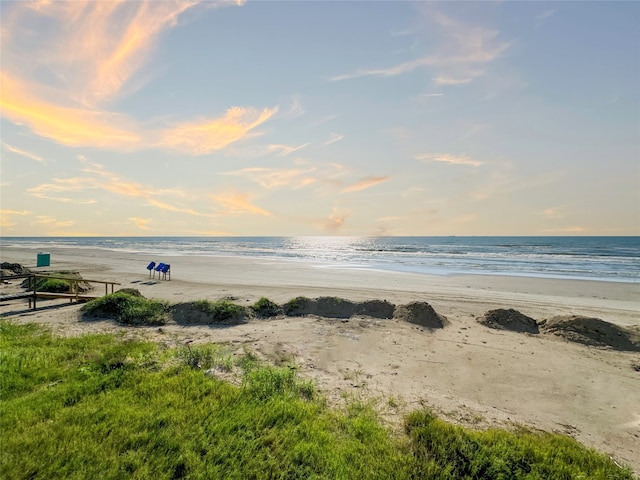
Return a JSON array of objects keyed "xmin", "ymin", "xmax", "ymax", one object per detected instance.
[{"xmin": 0, "ymin": 273, "xmax": 120, "ymax": 310}]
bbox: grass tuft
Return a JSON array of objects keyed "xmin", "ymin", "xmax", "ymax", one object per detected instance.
[
  {"xmin": 186, "ymin": 299, "xmax": 246, "ymax": 323},
  {"xmin": 21, "ymin": 272, "xmax": 90, "ymax": 293},
  {"xmin": 405, "ymin": 409, "xmax": 634, "ymax": 479},
  {"xmin": 243, "ymin": 366, "xmax": 315, "ymax": 401},
  {"xmin": 251, "ymin": 297, "xmax": 281, "ymax": 318},
  {"xmin": 176, "ymin": 344, "xmax": 228, "ymax": 370},
  {"xmin": 33, "ymin": 278, "xmax": 71, "ymax": 293},
  {"xmin": 81, "ymin": 292, "xmax": 170, "ymax": 325}
]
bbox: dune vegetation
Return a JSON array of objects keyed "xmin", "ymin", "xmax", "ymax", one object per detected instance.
[{"xmin": 0, "ymin": 320, "xmax": 633, "ymax": 479}]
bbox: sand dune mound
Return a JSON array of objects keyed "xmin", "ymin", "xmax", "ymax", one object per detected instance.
[
  {"xmin": 358, "ymin": 299, "xmax": 395, "ymax": 319},
  {"xmin": 541, "ymin": 315, "xmax": 640, "ymax": 352},
  {"xmin": 283, "ymin": 296, "xmax": 394, "ymax": 319},
  {"xmin": 394, "ymin": 301, "xmax": 447, "ymax": 329},
  {"xmin": 478, "ymin": 309, "xmax": 539, "ymax": 334},
  {"xmin": 1, "ymin": 262, "xmax": 30, "ymax": 277},
  {"xmin": 172, "ymin": 302, "xmax": 248, "ymax": 325},
  {"xmin": 314, "ymin": 297, "xmax": 359, "ymax": 318}
]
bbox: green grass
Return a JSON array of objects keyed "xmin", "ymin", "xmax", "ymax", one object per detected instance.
[
  {"xmin": 405, "ymin": 410, "xmax": 633, "ymax": 479},
  {"xmin": 81, "ymin": 292, "xmax": 170, "ymax": 325},
  {"xmin": 20, "ymin": 272, "xmax": 87, "ymax": 293},
  {"xmin": 21, "ymin": 277, "xmax": 70, "ymax": 293},
  {"xmin": 35, "ymin": 278, "xmax": 71, "ymax": 292},
  {"xmin": 0, "ymin": 320, "xmax": 633, "ymax": 480},
  {"xmin": 188, "ymin": 299, "xmax": 246, "ymax": 322},
  {"xmin": 176, "ymin": 343, "xmax": 234, "ymax": 371},
  {"xmin": 251, "ymin": 297, "xmax": 281, "ymax": 318}
]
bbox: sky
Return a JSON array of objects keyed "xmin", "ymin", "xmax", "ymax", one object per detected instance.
[{"xmin": 1, "ymin": 0, "xmax": 638, "ymax": 237}]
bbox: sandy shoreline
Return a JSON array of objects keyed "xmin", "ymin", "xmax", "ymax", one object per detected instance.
[{"xmin": 2, "ymin": 246, "xmax": 639, "ymax": 472}]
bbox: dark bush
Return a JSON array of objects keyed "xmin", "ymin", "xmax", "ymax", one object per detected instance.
[{"xmin": 251, "ymin": 297, "xmax": 281, "ymax": 318}]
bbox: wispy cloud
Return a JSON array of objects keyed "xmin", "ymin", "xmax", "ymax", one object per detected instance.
[
  {"xmin": 324, "ymin": 133, "xmax": 344, "ymax": 145},
  {"xmin": 207, "ymin": 141, "xmax": 309, "ymax": 159},
  {"xmin": 415, "ymin": 153, "xmax": 482, "ymax": 167},
  {"xmin": 268, "ymin": 142, "xmax": 310, "ymax": 157},
  {"xmin": 2, "ymin": 1, "xmax": 215, "ymax": 107},
  {"xmin": 330, "ymin": 11, "xmax": 508, "ymax": 87},
  {"xmin": 89, "ymin": 2, "xmax": 201, "ymax": 106},
  {"xmin": 535, "ymin": 9, "xmax": 556, "ymax": 27},
  {"xmin": 309, "ymin": 114, "xmax": 340, "ymax": 127},
  {"xmin": 341, "ymin": 176, "xmax": 389, "ymax": 193},
  {"xmin": 0, "ymin": 209, "xmax": 30, "ymax": 228},
  {"xmin": 27, "ymin": 158, "xmax": 216, "ymax": 217},
  {"xmin": 541, "ymin": 207, "xmax": 564, "ymax": 219},
  {"xmin": 537, "ymin": 9, "xmax": 556, "ymax": 21},
  {"xmin": 1, "ymin": 1, "xmax": 266, "ymax": 155},
  {"xmin": 145, "ymin": 198, "xmax": 214, "ymax": 217},
  {"xmin": 227, "ymin": 163, "xmax": 389, "ymax": 199},
  {"xmin": 2, "ymin": 142, "xmax": 45, "ymax": 163},
  {"xmin": 322, "ymin": 207, "xmax": 348, "ymax": 232},
  {"xmin": 160, "ymin": 106, "xmax": 278, "ymax": 155},
  {"xmin": 129, "ymin": 217, "xmax": 152, "ymax": 230},
  {"xmin": 0, "ymin": 72, "xmax": 142, "ymax": 149},
  {"xmin": 1, "ymin": 75, "xmax": 275, "ymax": 152},
  {"xmin": 283, "ymin": 95, "xmax": 305, "ymax": 119},
  {"xmin": 212, "ymin": 191, "xmax": 271, "ymax": 216},
  {"xmin": 226, "ymin": 167, "xmax": 318, "ymax": 190},
  {"xmin": 226, "ymin": 161, "xmax": 349, "ymax": 194},
  {"xmin": 390, "ymin": 27, "xmax": 416, "ymax": 37},
  {"xmin": 330, "ymin": 57, "xmax": 434, "ymax": 81},
  {"xmin": 34, "ymin": 216, "xmax": 75, "ymax": 228},
  {"xmin": 27, "ymin": 177, "xmax": 95, "ymax": 203},
  {"xmin": 433, "ymin": 75, "xmax": 476, "ymax": 86},
  {"xmin": 376, "ymin": 215, "xmax": 404, "ymax": 222}
]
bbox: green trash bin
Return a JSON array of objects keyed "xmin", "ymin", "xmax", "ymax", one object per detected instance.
[{"xmin": 36, "ymin": 253, "xmax": 50, "ymax": 267}]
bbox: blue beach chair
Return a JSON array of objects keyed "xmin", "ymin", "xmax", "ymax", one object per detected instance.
[
  {"xmin": 154, "ymin": 263, "xmax": 165, "ymax": 279},
  {"xmin": 160, "ymin": 264, "xmax": 171, "ymax": 280},
  {"xmin": 146, "ymin": 261, "xmax": 156, "ymax": 278}
]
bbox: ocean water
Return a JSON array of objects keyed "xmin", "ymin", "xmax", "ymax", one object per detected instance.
[{"xmin": 1, "ymin": 236, "xmax": 638, "ymax": 283}]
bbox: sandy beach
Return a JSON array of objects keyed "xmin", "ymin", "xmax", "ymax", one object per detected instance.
[{"xmin": 2, "ymin": 246, "xmax": 639, "ymax": 473}]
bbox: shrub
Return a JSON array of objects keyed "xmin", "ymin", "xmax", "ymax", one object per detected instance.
[
  {"xmin": 82, "ymin": 292, "xmax": 169, "ymax": 326},
  {"xmin": 192, "ymin": 300, "xmax": 245, "ymax": 321},
  {"xmin": 405, "ymin": 409, "xmax": 634, "ymax": 479},
  {"xmin": 34, "ymin": 278, "xmax": 70, "ymax": 293},
  {"xmin": 251, "ymin": 297, "xmax": 281, "ymax": 318}
]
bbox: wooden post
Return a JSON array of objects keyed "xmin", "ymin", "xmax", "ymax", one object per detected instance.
[
  {"xmin": 75, "ymin": 280, "xmax": 79, "ymax": 303},
  {"xmin": 31, "ymin": 275, "xmax": 36, "ymax": 309}
]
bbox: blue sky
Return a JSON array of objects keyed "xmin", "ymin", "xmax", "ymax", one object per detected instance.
[{"xmin": 1, "ymin": 0, "xmax": 638, "ymax": 236}]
